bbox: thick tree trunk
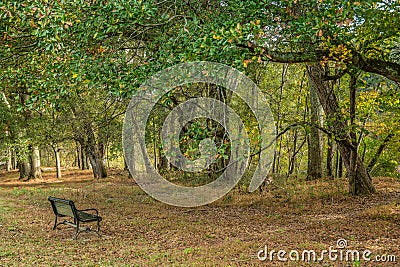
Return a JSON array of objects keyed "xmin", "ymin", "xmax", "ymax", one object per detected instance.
[
  {"xmin": 84, "ymin": 123, "xmax": 107, "ymax": 179},
  {"xmin": 18, "ymin": 161, "xmax": 30, "ymax": 180},
  {"xmin": 87, "ymin": 146, "xmax": 107, "ymax": 179},
  {"xmin": 306, "ymin": 63, "xmax": 375, "ymax": 195},
  {"xmin": 29, "ymin": 146, "xmax": 42, "ymax": 179},
  {"xmin": 307, "ymin": 76, "xmax": 324, "ymax": 180}
]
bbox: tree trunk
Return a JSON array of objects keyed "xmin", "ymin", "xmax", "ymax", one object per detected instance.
[
  {"xmin": 85, "ymin": 151, "xmax": 90, "ymax": 170},
  {"xmin": 326, "ymin": 138, "xmax": 335, "ymax": 179},
  {"xmin": 12, "ymin": 150, "xmax": 17, "ymax": 170},
  {"xmin": 288, "ymin": 130, "xmax": 298, "ymax": 175},
  {"xmin": 307, "ymin": 74, "xmax": 324, "ymax": 180},
  {"xmin": 124, "ymin": 157, "xmax": 133, "ymax": 178},
  {"xmin": 306, "ymin": 63, "xmax": 375, "ymax": 195},
  {"xmin": 337, "ymin": 153, "xmax": 343, "ymax": 178},
  {"xmin": 29, "ymin": 146, "xmax": 42, "ymax": 179},
  {"xmin": 81, "ymin": 144, "xmax": 88, "ymax": 170},
  {"xmin": 272, "ymin": 64, "xmax": 289, "ymax": 174},
  {"xmin": 366, "ymin": 133, "xmax": 394, "ymax": 173},
  {"xmin": 76, "ymin": 143, "xmax": 81, "ymax": 169},
  {"xmin": 6, "ymin": 148, "xmax": 12, "ymax": 171},
  {"xmin": 18, "ymin": 161, "xmax": 30, "ymax": 180},
  {"xmin": 87, "ymin": 146, "xmax": 107, "ymax": 179},
  {"xmin": 85, "ymin": 123, "xmax": 107, "ymax": 179},
  {"xmin": 53, "ymin": 145, "xmax": 62, "ymax": 179}
]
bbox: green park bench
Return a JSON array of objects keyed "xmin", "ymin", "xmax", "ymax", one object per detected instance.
[{"xmin": 48, "ymin": 196, "xmax": 102, "ymax": 239}]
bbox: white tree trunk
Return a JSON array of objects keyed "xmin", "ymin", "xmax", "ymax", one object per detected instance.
[
  {"xmin": 6, "ymin": 148, "xmax": 12, "ymax": 171},
  {"xmin": 29, "ymin": 146, "xmax": 42, "ymax": 179}
]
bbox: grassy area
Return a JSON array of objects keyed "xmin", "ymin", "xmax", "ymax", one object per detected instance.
[{"xmin": 0, "ymin": 169, "xmax": 399, "ymax": 266}]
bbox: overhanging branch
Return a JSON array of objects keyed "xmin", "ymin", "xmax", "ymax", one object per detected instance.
[{"xmin": 241, "ymin": 44, "xmax": 400, "ymax": 82}]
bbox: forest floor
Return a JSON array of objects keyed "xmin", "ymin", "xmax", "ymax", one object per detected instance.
[{"xmin": 0, "ymin": 169, "xmax": 399, "ymax": 266}]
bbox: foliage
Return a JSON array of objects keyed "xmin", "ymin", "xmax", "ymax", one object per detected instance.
[{"xmin": 0, "ymin": 0, "xmax": 399, "ymax": 180}]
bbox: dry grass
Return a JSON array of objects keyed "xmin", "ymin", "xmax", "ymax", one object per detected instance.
[{"xmin": 0, "ymin": 169, "xmax": 399, "ymax": 266}]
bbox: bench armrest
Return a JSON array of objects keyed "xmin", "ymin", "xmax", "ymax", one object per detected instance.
[{"xmin": 78, "ymin": 208, "xmax": 99, "ymax": 215}]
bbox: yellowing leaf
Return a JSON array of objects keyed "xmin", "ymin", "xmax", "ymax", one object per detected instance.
[
  {"xmin": 243, "ymin": 59, "xmax": 252, "ymax": 68},
  {"xmin": 212, "ymin": 34, "xmax": 221, "ymax": 40}
]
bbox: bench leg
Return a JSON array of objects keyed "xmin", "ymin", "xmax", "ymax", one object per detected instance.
[
  {"xmin": 73, "ymin": 221, "xmax": 80, "ymax": 240},
  {"xmin": 52, "ymin": 216, "xmax": 58, "ymax": 230},
  {"xmin": 96, "ymin": 220, "xmax": 101, "ymax": 237}
]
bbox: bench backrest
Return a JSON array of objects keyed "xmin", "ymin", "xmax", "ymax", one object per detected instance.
[{"xmin": 48, "ymin": 196, "xmax": 78, "ymax": 218}]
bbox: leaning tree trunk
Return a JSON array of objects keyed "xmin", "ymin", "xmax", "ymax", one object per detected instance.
[
  {"xmin": 29, "ymin": 145, "xmax": 42, "ymax": 179},
  {"xmin": 366, "ymin": 133, "xmax": 394, "ymax": 173},
  {"xmin": 306, "ymin": 63, "xmax": 375, "ymax": 195}
]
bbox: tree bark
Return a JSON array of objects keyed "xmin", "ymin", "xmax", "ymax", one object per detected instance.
[
  {"xmin": 307, "ymin": 72, "xmax": 324, "ymax": 180},
  {"xmin": 326, "ymin": 138, "xmax": 335, "ymax": 179},
  {"xmin": 12, "ymin": 150, "xmax": 17, "ymax": 170},
  {"xmin": 337, "ymin": 153, "xmax": 343, "ymax": 178},
  {"xmin": 53, "ymin": 145, "xmax": 62, "ymax": 179},
  {"xmin": 85, "ymin": 123, "xmax": 107, "ymax": 179},
  {"xmin": 272, "ymin": 64, "xmax": 289, "ymax": 174},
  {"xmin": 348, "ymin": 73, "xmax": 359, "ymax": 195},
  {"xmin": 87, "ymin": 146, "xmax": 107, "ymax": 179},
  {"xmin": 306, "ymin": 63, "xmax": 375, "ymax": 195},
  {"xmin": 76, "ymin": 143, "xmax": 81, "ymax": 169},
  {"xmin": 80, "ymin": 144, "xmax": 89, "ymax": 170},
  {"xmin": 18, "ymin": 161, "xmax": 30, "ymax": 180},
  {"xmin": 6, "ymin": 148, "xmax": 13, "ymax": 171},
  {"xmin": 288, "ymin": 130, "xmax": 298, "ymax": 175},
  {"xmin": 29, "ymin": 145, "xmax": 42, "ymax": 179}
]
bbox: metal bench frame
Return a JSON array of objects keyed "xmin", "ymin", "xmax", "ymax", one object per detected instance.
[{"xmin": 48, "ymin": 196, "xmax": 102, "ymax": 239}]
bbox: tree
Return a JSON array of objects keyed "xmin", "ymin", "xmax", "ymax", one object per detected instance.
[
  {"xmin": 307, "ymin": 71, "xmax": 324, "ymax": 180},
  {"xmin": 1, "ymin": 0, "xmax": 399, "ymax": 193},
  {"xmin": 161, "ymin": 0, "xmax": 398, "ymax": 194}
]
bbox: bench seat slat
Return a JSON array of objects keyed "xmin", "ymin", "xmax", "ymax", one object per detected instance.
[{"xmin": 77, "ymin": 211, "xmax": 101, "ymax": 222}]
